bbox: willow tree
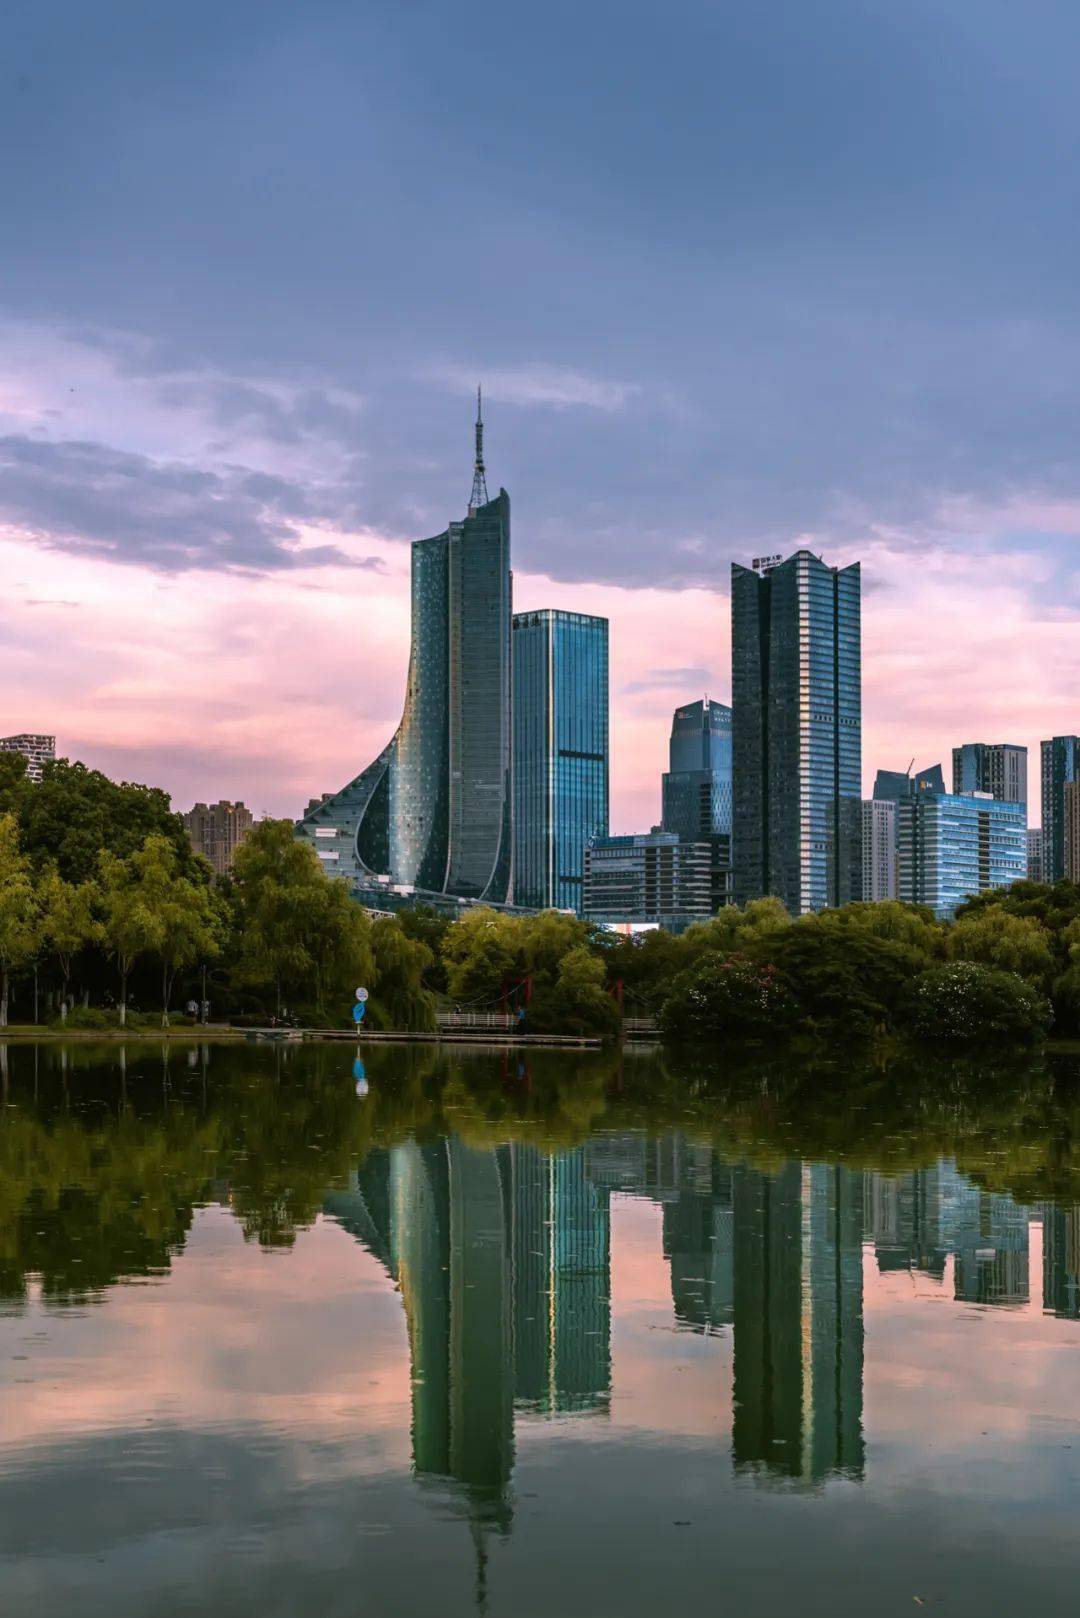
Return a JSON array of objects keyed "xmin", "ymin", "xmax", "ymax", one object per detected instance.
[{"xmin": 0, "ymin": 814, "xmax": 42, "ymax": 1029}]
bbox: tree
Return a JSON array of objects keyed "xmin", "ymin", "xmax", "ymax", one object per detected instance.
[
  {"xmin": 40, "ymin": 867, "xmax": 101, "ymax": 1021},
  {"xmin": 98, "ymin": 847, "xmax": 165, "ymax": 1028},
  {"xmin": 758, "ymin": 918, "xmax": 925, "ymax": 1035},
  {"xmin": 906, "ymin": 962, "xmax": 1051, "ymax": 1045},
  {"xmin": 4, "ymin": 758, "xmax": 199, "ymax": 885},
  {"xmin": 0, "ymin": 814, "xmax": 42, "ymax": 1028},
  {"xmin": 369, "ymin": 919, "xmax": 436, "ymax": 1031},
  {"xmin": 528, "ymin": 945, "xmax": 621, "ymax": 1040},
  {"xmin": 230, "ymin": 820, "xmax": 375, "ymax": 1022},
  {"xmin": 124, "ymin": 836, "xmax": 224, "ymax": 1026},
  {"xmin": 442, "ymin": 909, "xmax": 527, "ymax": 1005},
  {"xmin": 946, "ymin": 909, "xmax": 1055, "ymax": 986},
  {"xmin": 658, "ymin": 952, "xmax": 796, "ymax": 1042}
]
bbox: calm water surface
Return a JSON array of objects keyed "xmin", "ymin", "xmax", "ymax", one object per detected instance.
[{"xmin": 2, "ymin": 1038, "xmax": 1080, "ymax": 1616}]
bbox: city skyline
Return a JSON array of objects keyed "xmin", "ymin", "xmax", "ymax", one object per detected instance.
[{"xmin": 6, "ymin": 8, "xmax": 1080, "ymax": 833}]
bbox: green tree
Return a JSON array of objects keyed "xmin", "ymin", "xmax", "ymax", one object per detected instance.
[
  {"xmin": 946, "ymin": 908, "xmax": 1055, "ymax": 985},
  {"xmin": 125, "ymin": 836, "xmax": 225, "ymax": 1026},
  {"xmin": 0, "ymin": 814, "xmax": 42, "ymax": 1028},
  {"xmin": 658, "ymin": 952, "xmax": 795, "ymax": 1042},
  {"xmin": 906, "ymin": 961, "xmax": 1051, "ymax": 1045},
  {"xmin": 40, "ymin": 867, "xmax": 101, "ymax": 1021},
  {"xmin": 528, "ymin": 945, "xmax": 621, "ymax": 1040},
  {"xmin": 442, "ymin": 908, "xmax": 527, "ymax": 1005},
  {"xmin": 369, "ymin": 919, "xmax": 436, "ymax": 1031},
  {"xmin": 98, "ymin": 846, "xmax": 165, "ymax": 1028}
]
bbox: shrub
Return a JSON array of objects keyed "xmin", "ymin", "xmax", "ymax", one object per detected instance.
[
  {"xmin": 658, "ymin": 953, "xmax": 796, "ymax": 1042},
  {"xmin": 905, "ymin": 962, "xmax": 1051, "ymax": 1045}
]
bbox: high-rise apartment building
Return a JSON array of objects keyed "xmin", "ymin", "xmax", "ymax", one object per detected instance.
[
  {"xmin": 731, "ymin": 550, "xmax": 861, "ymax": 914},
  {"xmin": 1042, "ymin": 736, "xmax": 1080, "ymax": 883},
  {"xmin": 661, "ymin": 698, "xmax": 733, "ymax": 910},
  {"xmin": 897, "ymin": 791, "xmax": 1026, "ymax": 919},
  {"xmin": 0, "ymin": 733, "xmax": 55, "ymax": 783},
  {"xmin": 860, "ymin": 798, "xmax": 897, "ymax": 901},
  {"xmin": 952, "ymin": 742, "xmax": 1027, "ymax": 808},
  {"xmin": 296, "ymin": 400, "xmax": 513, "ymax": 905},
  {"xmin": 583, "ymin": 831, "xmax": 712, "ymax": 927},
  {"xmin": 512, "ymin": 610, "xmax": 609, "ymax": 913},
  {"xmin": 1027, "ymin": 827, "xmax": 1045, "ymax": 884},
  {"xmin": 182, "ymin": 801, "xmax": 255, "ymax": 875}
]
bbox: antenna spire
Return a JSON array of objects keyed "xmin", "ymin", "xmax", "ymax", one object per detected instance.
[{"xmin": 469, "ymin": 384, "xmax": 489, "ymax": 512}]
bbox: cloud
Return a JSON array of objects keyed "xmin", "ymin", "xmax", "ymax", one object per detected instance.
[
  {"xmin": 0, "ymin": 435, "xmax": 383, "ymax": 576},
  {"xmin": 431, "ymin": 363, "xmax": 639, "ymax": 412},
  {"xmin": 621, "ymin": 665, "xmax": 713, "ymax": 696}
]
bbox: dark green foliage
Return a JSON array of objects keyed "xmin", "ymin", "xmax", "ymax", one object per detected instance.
[
  {"xmin": 905, "ymin": 962, "xmax": 1051, "ymax": 1045},
  {"xmin": 0, "ymin": 758, "xmax": 200, "ymax": 886},
  {"xmin": 658, "ymin": 953, "xmax": 796, "ymax": 1041}
]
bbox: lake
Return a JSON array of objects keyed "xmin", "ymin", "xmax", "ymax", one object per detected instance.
[{"xmin": 1, "ymin": 1037, "xmax": 1079, "ymax": 1616}]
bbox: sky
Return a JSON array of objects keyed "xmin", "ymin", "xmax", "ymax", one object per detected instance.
[{"xmin": 5, "ymin": 0, "xmax": 1080, "ymax": 827}]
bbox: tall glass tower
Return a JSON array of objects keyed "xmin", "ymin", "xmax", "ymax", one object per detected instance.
[
  {"xmin": 731, "ymin": 550, "xmax": 862, "ymax": 914},
  {"xmin": 512, "ymin": 609, "xmax": 609, "ymax": 913},
  {"xmin": 661, "ymin": 698, "xmax": 733, "ymax": 909},
  {"xmin": 296, "ymin": 399, "xmax": 513, "ymax": 904},
  {"xmin": 1041, "ymin": 736, "xmax": 1080, "ymax": 883}
]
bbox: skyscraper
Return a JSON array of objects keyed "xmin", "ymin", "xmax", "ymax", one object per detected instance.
[
  {"xmin": 512, "ymin": 610, "xmax": 609, "ymax": 913},
  {"xmin": 1044, "ymin": 737, "xmax": 1080, "ymax": 882},
  {"xmin": 952, "ymin": 742, "xmax": 1027, "ymax": 808},
  {"xmin": 296, "ymin": 398, "xmax": 513, "ymax": 904},
  {"xmin": 661, "ymin": 698, "xmax": 733, "ymax": 909},
  {"xmin": 731, "ymin": 550, "xmax": 861, "ymax": 914},
  {"xmin": 1065, "ymin": 780, "xmax": 1080, "ymax": 883},
  {"xmin": 1026, "ymin": 826, "xmax": 1045, "ymax": 883}
]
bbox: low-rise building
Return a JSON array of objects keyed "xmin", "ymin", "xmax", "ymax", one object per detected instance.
[
  {"xmin": 183, "ymin": 800, "xmax": 255, "ymax": 875},
  {"xmin": 584, "ymin": 831, "xmax": 712, "ymax": 930}
]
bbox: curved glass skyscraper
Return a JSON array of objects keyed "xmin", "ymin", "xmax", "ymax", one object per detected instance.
[{"xmin": 297, "ymin": 406, "xmax": 513, "ymax": 905}]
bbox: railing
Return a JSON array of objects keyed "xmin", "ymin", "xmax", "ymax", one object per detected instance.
[{"xmin": 437, "ymin": 1011, "xmax": 517, "ymax": 1031}]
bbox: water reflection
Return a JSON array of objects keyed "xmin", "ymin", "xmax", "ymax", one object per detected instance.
[{"xmin": 3, "ymin": 1039, "xmax": 1080, "ymax": 1615}]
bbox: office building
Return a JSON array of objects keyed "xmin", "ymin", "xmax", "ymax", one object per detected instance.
[
  {"xmin": 0, "ymin": 733, "xmax": 55, "ymax": 783},
  {"xmin": 861, "ymin": 798, "xmax": 897, "ymax": 901},
  {"xmin": 661, "ymin": 698, "xmax": 733, "ymax": 910},
  {"xmin": 731, "ymin": 550, "xmax": 861, "ymax": 915},
  {"xmin": 1043, "ymin": 1203, "xmax": 1080, "ymax": 1320},
  {"xmin": 872, "ymin": 763, "xmax": 945, "ymax": 802},
  {"xmin": 182, "ymin": 800, "xmax": 255, "ymax": 875},
  {"xmin": 952, "ymin": 742, "xmax": 1027, "ymax": 809},
  {"xmin": 1027, "ymin": 827, "xmax": 1045, "ymax": 884},
  {"xmin": 1041, "ymin": 736, "xmax": 1080, "ymax": 883},
  {"xmin": 897, "ymin": 791, "xmax": 1026, "ymax": 919},
  {"xmin": 1065, "ymin": 781, "xmax": 1080, "ymax": 883},
  {"xmin": 512, "ymin": 610, "xmax": 609, "ymax": 913},
  {"xmin": 583, "ymin": 830, "xmax": 712, "ymax": 928},
  {"xmin": 296, "ymin": 397, "xmax": 513, "ymax": 906}
]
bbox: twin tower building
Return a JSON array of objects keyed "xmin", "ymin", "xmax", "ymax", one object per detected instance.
[{"xmin": 297, "ymin": 405, "xmax": 863, "ymax": 917}]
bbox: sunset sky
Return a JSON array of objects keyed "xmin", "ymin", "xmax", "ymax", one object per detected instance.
[{"xmin": 5, "ymin": 1, "xmax": 1080, "ymax": 827}]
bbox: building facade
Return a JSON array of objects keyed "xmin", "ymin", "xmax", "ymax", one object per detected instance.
[
  {"xmin": 860, "ymin": 798, "xmax": 897, "ymax": 901},
  {"xmin": 1041, "ymin": 736, "xmax": 1080, "ymax": 883},
  {"xmin": 296, "ymin": 404, "xmax": 513, "ymax": 906},
  {"xmin": 1027, "ymin": 827, "xmax": 1045, "ymax": 884},
  {"xmin": 872, "ymin": 763, "xmax": 945, "ymax": 802},
  {"xmin": 583, "ymin": 831, "xmax": 712, "ymax": 927},
  {"xmin": 0, "ymin": 733, "xmax": 55, "ymax": 783},
  {"xmin": 182, "ymin": 800, "xmax": 255, "ymax": 875},
  {"xmin": 897, "ymin": 791, "xmax": 1026, "ymax": 919},
  {"xmin": 512, "ymin": 610, "xmax": 609, "ymax": 913},
  {"xmin": 952, "ymin": 742, "xmax": 1027, "ymax": 808},
  {"xmin": 731, "ymin": 550, "xmax": 861, "ymax": 915},
  {"xmin": 661, "ymin": 698, "xmax": 733, "ymax": 910},
  {"xmin": 1064, "ymin": 781, "xmax": 1080, "ymax": 883}
]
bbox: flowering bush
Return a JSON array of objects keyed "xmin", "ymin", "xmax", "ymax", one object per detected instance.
[
  {"xmin": 906, "ymin": 961, "xmax": 1051, "ymax": 1045},
  {"xmin": 658, "ymin": 952, "xmax": 796, "ymax": 1042}
]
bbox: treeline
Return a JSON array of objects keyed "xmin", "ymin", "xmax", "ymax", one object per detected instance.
[
  {"xmin": 5, "ymin": 754, "xmax": 1080, "ymax": 1045},
  {"xmin": 0, "ymin": 755, "xmax": 434, "ymax": 1030}
]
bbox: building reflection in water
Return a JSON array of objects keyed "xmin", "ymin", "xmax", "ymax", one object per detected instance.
[
  {"xmin": 326, "ymin": 1135, "xmax": 1080, "ymax": 1544},
  {"xmin": 732, "ymin": 1163, "xmax": 865, "ymax": 1486}
]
